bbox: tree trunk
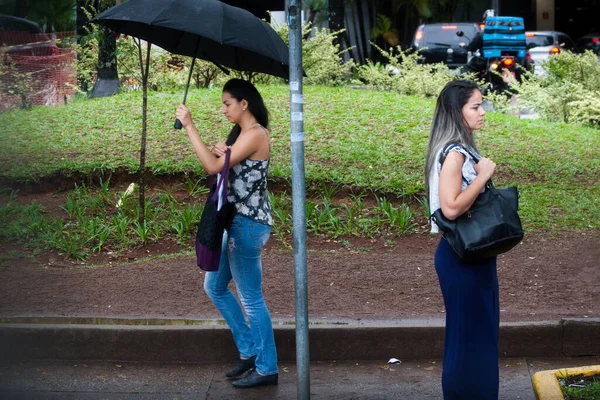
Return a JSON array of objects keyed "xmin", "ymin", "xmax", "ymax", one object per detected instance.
[
  {"xmin": 89, "ymin": 0, "xmax": 121, "ymax": 98},
  {"xmin": 76, "ymin": 0, "xmax": 97, "ymax": 92},
  {"xmin": 137, "ymin": 40, "xmax": 151, "ymax": 225},
  {"xmin": 328, "ymin": 0, "xmax": 347, "ymax": 48},
  {"xmin": 303, "ymin": 9, "xmax": 318, "ymax": 40}
]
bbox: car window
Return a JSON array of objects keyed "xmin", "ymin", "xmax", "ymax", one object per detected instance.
[
  {"xmin": 526, "ymin": 34, "xmax": 553, "ymax": 47},
  {"xmin": 422, "ymin": 25, "xmax": 477, "ymax": 47}
]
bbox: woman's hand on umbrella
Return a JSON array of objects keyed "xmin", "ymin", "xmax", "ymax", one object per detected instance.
[
  {"xmin": 212, "ymin": 142, "xmax": 230, "ymax": 158},
  {"xmin": 175, "ymin": 104, "xmax": 193, "ymax": 128}
]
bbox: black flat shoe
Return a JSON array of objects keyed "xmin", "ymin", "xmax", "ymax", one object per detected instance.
[
  {"xmin": 225, "ymin": 355, "xmax": 256, "ymax": 379},
  {"xmin": 232, "ymin": 370, "xmax": 278, "ymax": 388}
]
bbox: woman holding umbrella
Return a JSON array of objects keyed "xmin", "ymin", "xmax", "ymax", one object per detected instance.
[{"xmin": 176, "ymin": 78, "xmax": 278, "ymax": 389}]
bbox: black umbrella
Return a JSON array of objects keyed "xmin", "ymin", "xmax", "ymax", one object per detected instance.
[{"xmin": 92, "ymin": 0, "xmax": 291, "ymax": 128}]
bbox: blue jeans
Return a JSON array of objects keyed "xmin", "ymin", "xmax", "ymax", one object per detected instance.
[{"xmin": 204, "ymin": 214, "xmax": 278, "ymax": 375}]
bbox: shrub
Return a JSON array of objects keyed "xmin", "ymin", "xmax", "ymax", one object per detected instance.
[
  {"xmin": 490, "ymin": 51, "xmax": 600, "ymax": 126},
  {"xmin": 569, "ymin": 91, "xmax": 600, "ymax": 126},
  {"xmin": 273, "ymin": 22, "xmax": 355, "ymax": 86},
  {"xmin": 301, "ymin": 28, "xmax": 356, "ymax": 85},
  {"xmin": 357, "ymin": 44, "xmax": 454, "ymax": 97},
  {"xmin": 74, "ymin": 34, "xmax": 99, "ymax": 93},
  {"xmin": 543, "ymin": 50, "xmax": 600, "ymax": 92},
  {"xmin": 0, "ymin": 50, "xmax": 33, "ymax": 109}
]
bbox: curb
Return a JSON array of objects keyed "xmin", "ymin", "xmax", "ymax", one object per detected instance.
[
  {"xmin": 533, "ymin": 365, "xmax": 600, "ymax": 400},
  {"xmin": 1, "ymin": 317, "xmax": 598, "ymax": 363}
]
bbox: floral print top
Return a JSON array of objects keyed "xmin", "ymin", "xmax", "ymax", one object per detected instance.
[{"xmin": 227, "ymin": 157, "xmax": 273, "ymax": 226}]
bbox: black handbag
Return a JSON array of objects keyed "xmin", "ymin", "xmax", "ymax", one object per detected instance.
[
  {"xmin": 195, "ymin": 149, "xmax": 237, "ymax": 272},
  {"xmin": 430, "ymin": 144, "xmax": 524, "ymax": 262}
]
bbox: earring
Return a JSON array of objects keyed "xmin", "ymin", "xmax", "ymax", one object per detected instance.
[{"xmin": 243, "ymin": 108, "xmax": 246, "ymax": 111}]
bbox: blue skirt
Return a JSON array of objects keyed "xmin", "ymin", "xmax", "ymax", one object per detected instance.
[{"xmin": 435, "ymin": 236, "xmax": 499, "ymax": 400}]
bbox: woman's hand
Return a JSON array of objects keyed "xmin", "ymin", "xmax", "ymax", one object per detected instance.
[
  {"xmin": 211, "ymin": 142, "xmax": 230, "ymax": 158},
  {"xmin": 474, "ymin": 157, "xmax": 496, "ymax": 181},
  {"xmin": 175, "ymin": 104, "xmax": 193, "ymax": 129}
]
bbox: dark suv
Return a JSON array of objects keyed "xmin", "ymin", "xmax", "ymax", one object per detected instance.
[{"xmin": 411, "ymin": 23, "xmax": 481, "ymax": 69}]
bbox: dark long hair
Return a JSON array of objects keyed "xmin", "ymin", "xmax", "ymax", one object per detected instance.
[
  {"xmin": 424, "ymin": 79, "xmax": 480, "ymax": 195},
  {"xmin": 222, "ymin": 79, "xmax": 269, "ymax": 146}
]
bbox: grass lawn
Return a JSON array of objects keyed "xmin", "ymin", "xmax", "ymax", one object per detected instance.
[
  {"xmin": 0, "ymin": 84, "xmax": 598, "ymax": 232},
  {"xmin": 561, "ymin": 373, "xmax": 600, "ymax": 399}
]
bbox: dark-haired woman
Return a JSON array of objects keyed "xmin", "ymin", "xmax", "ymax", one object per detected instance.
[
  {"xmin": 424, "ymin": 80, "xmax": 499, "ymax": 399},
  {"xmin": 176, "ymin": 78, "xmax": 277, "ymax": 389}
]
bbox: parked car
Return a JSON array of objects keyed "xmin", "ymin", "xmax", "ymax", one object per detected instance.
[
  {"xmin": 525, "ymin": 31, "xmax": 576, "ymax": 75},
  {"xmin": 576, "ymin": 33, "xmax": 600, "ymax": 59},
  {"xmin": 411, "ymin": 23, "xmax": 480, "ymax": 69}
]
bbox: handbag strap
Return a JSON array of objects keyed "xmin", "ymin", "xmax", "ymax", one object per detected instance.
[
  {"xmin": 212, "ymin": 148, "xmax": 231, "ymax": 202},
  {"xmin": 439, "ymin": 142, "xmax": 495, "ymax": 190},
  {"xmin": 439, "ymin": 142, "xmax": 481, "ymax": 164}
]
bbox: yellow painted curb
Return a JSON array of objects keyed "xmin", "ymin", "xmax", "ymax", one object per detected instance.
[{"xmin": 533, "ymin": 365, "xmax": 600, "ymax": 399}]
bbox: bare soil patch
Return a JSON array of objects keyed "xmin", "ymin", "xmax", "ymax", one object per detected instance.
[
  {"xmin": 1, "ymin": 230, "xmax": 598, "ymax": 323},
  {"xmin": 1, "ymin": 179, "xmax": 598, "ymax": 323}
]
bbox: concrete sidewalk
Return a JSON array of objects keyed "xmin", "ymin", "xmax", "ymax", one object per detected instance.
[
  {"xmin": 0, "ymin": 317, "xmax": 598, "ymax": 399},
  {"xmin": 2, "ymin": 357, "xmax": 600, "ymax": 399}
]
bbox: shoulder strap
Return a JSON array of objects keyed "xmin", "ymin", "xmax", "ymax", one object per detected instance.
[
  {"xmin": 212, "ymin": 149, "xmax": 231, "ymax": 202},
  {"xmin": 439, "ymin": 142, "xmax": 495, "ymax": 189},
  {"xmin": 439, "ymin": 142, "xmax": 481, "ymax": 165}
]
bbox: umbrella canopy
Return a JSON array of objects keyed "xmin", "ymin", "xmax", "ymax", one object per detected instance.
[{"xmin": 92, "ymin": 0, "xmax": 290, "ymax": 79}]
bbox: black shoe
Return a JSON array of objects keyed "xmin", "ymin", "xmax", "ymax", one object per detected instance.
[
  {"xmin": 225, "ymin": 355, "xmax": 256, "ymax": 379},
  {"xmin": 232, "ymin": 370, "xmax": 278, "ymax": 388}
]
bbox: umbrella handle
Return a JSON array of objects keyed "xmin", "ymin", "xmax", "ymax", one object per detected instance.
[{"xmin": 174, "ymin": 56, "xmax": 197, "ymax": 130}]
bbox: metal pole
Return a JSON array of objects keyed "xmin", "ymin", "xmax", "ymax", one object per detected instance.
[
  {"xmin": 288, "ymin": 1, "xmax": 310, "ymax": 399},
  {"xmin": 173, "ymin": 56, "xmax": 196, "ymax": 130}
]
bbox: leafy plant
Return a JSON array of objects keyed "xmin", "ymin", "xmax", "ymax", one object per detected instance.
[
  {"xmin": 357, "ymin": 44, "xmax": 453, "ymax": 97},
  {"xmin": 417, "ymin": 196, "xmax": 430, "ymax": 220},
  {"xmin": 487, "ymin": 51, "xmax": 600, "ymax": 126},
  {"xmin": 184, "ymin": 176, "xmax": 210, "ymax": 197},
  {"xmin": 376, "ymin": 196, "xmax": 417, "ymax": 235},
  {"xmin": 28, "ymin": 0, "xmax": 76, "ymax": 33},
  {"xmin": 273, "ymin": 22, "xmax": 355, "ymax": 86},
  {"xmin": 268, "ymin": 192, "xmax": 292, "ymax": 245},
  {"xmin": 180, "ymin": 203, "xmax": 203, "ymax": 232},
  {"xmin": 112, "ymin": 214, "xmax": 131, "ymax": 244},
  {"xmin": 172, "ymin": 221, "xmax": 187, "ymax": 243},
  {"xmin": 132, "ymin": 220, "xmax": 150, "ymax": 244},
  {"xmin": 370, "ymin": 14, "xmax": 399, "ymax": 48},
  {"xmin": 0, "ymin": 50, "xmax": 33, "ymax": 109}
]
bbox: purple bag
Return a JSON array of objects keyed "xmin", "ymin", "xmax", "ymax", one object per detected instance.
[{"xmin": 195, "ymin": 149, "xmax": 236, "ymax": 272}]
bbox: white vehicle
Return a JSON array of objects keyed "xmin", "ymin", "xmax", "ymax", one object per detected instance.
[{"xmin": 526, "ymin": 31, "xmax": 576, "ymax": 75}]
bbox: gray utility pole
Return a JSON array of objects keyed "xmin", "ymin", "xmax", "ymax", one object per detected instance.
[{"xmin": 288, "ymin": 1, "xmax": 310, "ymax": 399}]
